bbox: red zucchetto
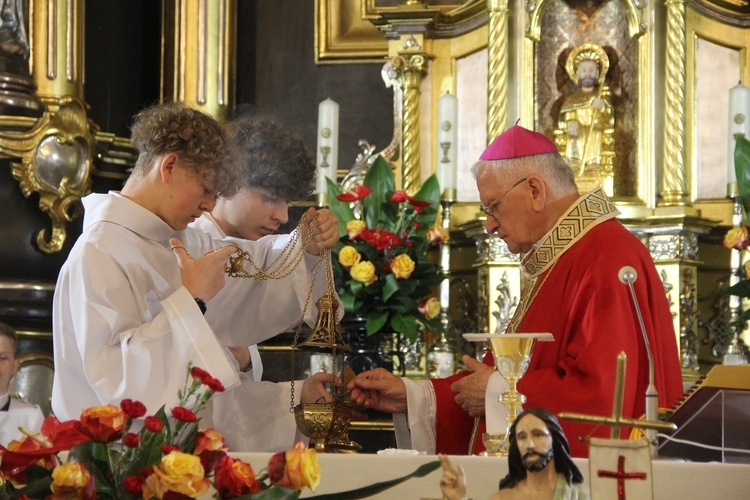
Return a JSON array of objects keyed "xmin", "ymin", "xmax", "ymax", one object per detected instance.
[{"xmin": 480, "ymin": 123, "xmax": 558, "ymax": 160}]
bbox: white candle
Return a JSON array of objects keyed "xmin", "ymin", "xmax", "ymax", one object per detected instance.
[
  {"xmin": 436, "ymin": 91, "xmax": 458, "ymax": 197},
  {"xmin": 315, "ymin": 98, "xmax": 339, "ymax": 194},
  {"xmin": 728, "ymin": 83, "xmax": 750, "ymax": 183}
]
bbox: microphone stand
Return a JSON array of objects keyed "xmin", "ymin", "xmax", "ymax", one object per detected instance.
[{"xmin": 620, "ymin": 267, "xmax": 659, "ymax": 458}]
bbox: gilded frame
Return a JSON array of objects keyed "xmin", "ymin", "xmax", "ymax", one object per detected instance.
[
  {"xmin": 315, "ymin": 0, "xmax": 388, "ymax": 64},
  {"xmin": 686, "ymin": 7, "xmax": 750, "ymax": 217}
]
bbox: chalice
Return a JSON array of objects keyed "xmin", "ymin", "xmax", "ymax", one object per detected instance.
[{"xmin": 463, "ymin": 332, "xmax": 554, "ymax": 455}]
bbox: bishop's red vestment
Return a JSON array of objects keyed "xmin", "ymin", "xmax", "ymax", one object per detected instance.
[{"xmin": 431, "ymin": 188, "xmax": 684, "ymax": 457}]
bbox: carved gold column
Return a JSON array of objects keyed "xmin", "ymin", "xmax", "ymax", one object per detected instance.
[
  {"xmin": 391, "ymin": 37, "xmax": 428, "ymax": 195},
  {"xmin": 161, "ymin": 0, "xmax": 236, "ymax": 120},
  {"xmin": 660, "ymin": 0, "xmax": 690, "ymax": 207},
  {"xmin": 0, "ymin": 0, "xmax": 96, "ymax": 253},
  {"xmin": 486, "ymin": 0, "xmax": 509, "ymax": 143}
]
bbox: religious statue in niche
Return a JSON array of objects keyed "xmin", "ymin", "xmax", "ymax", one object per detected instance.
[{"xmin": 554, "ymin": 43, "xmax": 615, "ymax": 194}]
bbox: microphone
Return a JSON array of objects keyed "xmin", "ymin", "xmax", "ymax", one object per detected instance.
[{"xmin": 619, "ymin": 265, "xmax": 659, "ymax": 458}]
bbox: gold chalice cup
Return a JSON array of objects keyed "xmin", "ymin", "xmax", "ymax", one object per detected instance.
[{"xmin": 463, "ymin": 333, "xmax": 554, "ymax": 455}]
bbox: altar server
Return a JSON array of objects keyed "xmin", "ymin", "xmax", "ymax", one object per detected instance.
[
  {"xmin": 348, "ymin": 124, "xmax": 684, "ymax": 457},
  {"xmin": 52, "ymin": 103, "xmax": 335, "ymax": 429},
  {"xmin": 192, "ymin": 116, "xmax": 341, "ymax": 451},
  {"xmin": 0, "ymin": 322, "xmax": 44, "ymax": 446}
]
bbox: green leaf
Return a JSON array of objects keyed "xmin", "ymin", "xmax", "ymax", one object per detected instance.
[
  {"xmin": 735, "ymin": 134, "xmax": 750, "ymax": 223},
  {"xmin": 311, "ymin": 461, "xmax": 441, "ymax": 500},
  {"xmin": 234, "ymin": 486, "xmax": 301, "ymax": 499},
  {"xmin": 413, "ymin": 174, "xmax": 441, "ymax": 228},
  {"xmin": 725, "ymin": 278, "xmax": 750, "ymax": 297},
  {"xmin": 340, "ymin": 292, "xmax": 356, "ymax": 313},
  {"xmin": 391, "ymin": 313, "xmax": 419, "ymax": 340},
  {"xmin": 366, "ymin": 310, "xmax": 389, "ymax": 335},
  {"xmin": 9, "ymin": 466, "xmax": 53, "ymax": 499},
  {"xmin": 362, "ymin": 156, "xmax": 397, "ymax": 230},
  {"xmin": 326, "ymin": 177, "xmax": 355, "ymax": 238},
  {"xmin": 382, "ymin": 273, "xmax": 400, "ymax": 302}
]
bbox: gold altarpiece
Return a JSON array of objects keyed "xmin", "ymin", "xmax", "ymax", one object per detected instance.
[
  {"xmin": 0, "ymin": 0, "xmax": 234, "ymax": 256},
  {"xmin": 1, "ymin": 1, "xmax": 748, "ymax": 377},
  {"xmin": 316, "ymin": 0, "xmax": 750, "ymax": 379}
]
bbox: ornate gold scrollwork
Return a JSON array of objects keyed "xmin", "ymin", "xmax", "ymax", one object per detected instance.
[{"xmin": 1, "ymin": 98, "xmax": 95, "ymax": 253}]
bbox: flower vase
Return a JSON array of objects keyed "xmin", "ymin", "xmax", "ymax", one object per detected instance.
[
  {"xmin": 340, "ymin": 315, "xmax": 395, "ymax": 374},
  {"xmin": 397, "ymin": 332, "xmax": 426, "ymax": 377}
]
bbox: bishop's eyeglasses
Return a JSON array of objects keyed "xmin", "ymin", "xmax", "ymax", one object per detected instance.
[{"xmin": 479, "ymin": 177, "xmax": 528, "ymax": 218}]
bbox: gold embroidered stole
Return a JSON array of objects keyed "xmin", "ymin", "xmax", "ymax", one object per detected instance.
[{"xmin": 507, "ymin": 187, "xmax": 620, "ymax": 332}]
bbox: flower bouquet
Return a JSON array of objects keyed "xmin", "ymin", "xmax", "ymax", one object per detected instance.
[
  {"xmin": 326, "ymin": 155, "xmax": 446, "ymax": 340},
  {"xmin": 724, "ymin": 133, "xmax": 750, "ymax": 328},
  {"xmin": 0, "ymin": 363, "xmax": 319, "ymax": 499}
]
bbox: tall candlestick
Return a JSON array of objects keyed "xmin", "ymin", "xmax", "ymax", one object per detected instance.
[
  {"xmin": 728, "ymin": 83, "xmax": 750, "ymax": 188},
  {"xmin": 316, "ymin": 98, "xmax": 339, "ymax": 203},
  {"xmin": 436, "ymin": 91, "xmax": 458, "ymax": 201}
]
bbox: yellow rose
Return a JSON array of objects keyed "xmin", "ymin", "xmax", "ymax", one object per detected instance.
[
  {"xmin": 350, "ymin": 261, "xmax": 377, "ymax": 286},
  {"xmin": 50, "ymin": 462, "xmax": 91, "ymax": 496},
  {"xmin": 723, "ymin": 226, "xmax": 748, "ymax": 250},
  {"xmin": 142, "ymin": 452, "xmax": 210, "ymax": 499},
  {"xmin": 419, "ymin": 297, "xmax": 441, "ymax": 320},
  {"xmin": 427, "ymin": 225, "xmax": 449, "ymax": 244},
  {"xmin": 285, "ymin": 442, "xmax": 321, "ymax": 491},
  {"xmin": 338, "ymin": 246, "xmax": 362, "ymax": 269},
  {"xmin": 744, "ymin": 260, "xmax": 750, "ymax": 279},
  {"xmin": 80, "ymin": 404, "xmax": 125, "ymax": 442},
  {"xmin": 346, "ymin": 219, "xmax": 367, "ymax": 239},
  {"xmin": 390, "ymin": 253, "xmax": 415, "ymax": 279}
]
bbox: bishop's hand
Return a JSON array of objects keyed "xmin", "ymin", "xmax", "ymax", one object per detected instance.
[
  {"xmin": 451, "ymin": 355, "xmax": 493, "ymax": 418},
  {"xmin": 347, "ymin": 368, "xmax": 408, "ymax": 414}
]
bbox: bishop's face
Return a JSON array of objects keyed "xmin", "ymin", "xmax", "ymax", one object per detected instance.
[
  {"xmin": 515, "ymin": 413, "xmax": 554, "ymax": 472},
  {"xmin": 477, "ymin": 167, "xmax": 536, "ymax": 254}
]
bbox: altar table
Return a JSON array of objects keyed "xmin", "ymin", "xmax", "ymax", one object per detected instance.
[{"xmin": 233, "ymin": 452, "xmax": 750, "ymax": 499}]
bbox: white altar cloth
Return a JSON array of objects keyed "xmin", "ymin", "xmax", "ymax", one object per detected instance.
[{"xmin": 232, "ymin": 452, "xmax": 750, "ymax": 499}]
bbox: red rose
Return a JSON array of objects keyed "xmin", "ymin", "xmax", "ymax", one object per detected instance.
[
  {"xmin": 123, "ymin": 475, "xmax": 145, "ymax": 495},
  {"xmin": 144, "ymin": 416, "xmax": 163, "ymax": 433},
  {"xmin": 171, "ymin": 406, "xmax": 197, "ymax": 423},
  {"xmin": 214, "ymin": 454, "xmax": 262, "ymax": 497},
  {"xmin": 79, "ymin": 405, "xmax": 125, "ymax": 443},
  {"xmin": 122, "ymin": 433, "xmax": 140, "ymax": 448},
  {"xmin": 120, "ymin": 399, "xmax": 147, "ymax": 419},
  {"xmin": 190, "ymin": 366, "xmax": 225, "ymax": 392}
]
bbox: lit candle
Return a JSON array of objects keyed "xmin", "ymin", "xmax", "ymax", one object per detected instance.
[
  {"xmin": 728, "ymin": 82, "xmax": 750, "ymax": 184},
  {"xmin": 436, "ymin": 91, "xmax": 458, "ymax": 200},
  {"xmin": 315, "ymin": 98, "xmax": 339, "ymax": 196}
]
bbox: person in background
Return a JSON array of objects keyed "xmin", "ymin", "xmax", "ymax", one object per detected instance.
[
  {"xmin": 0, "ymin": 321, "xmax": 44, "ymax": 445},
  {"xmin": 51, "ymin": 102, "xmax": 334, "ymax": 434},
  {"xmin": 192, "ymin": 116, "xmax": 342, "ymax": 451},
  {"xmin": 348, "ymin": 124, "xmax": 683, "ymax": 458}
]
